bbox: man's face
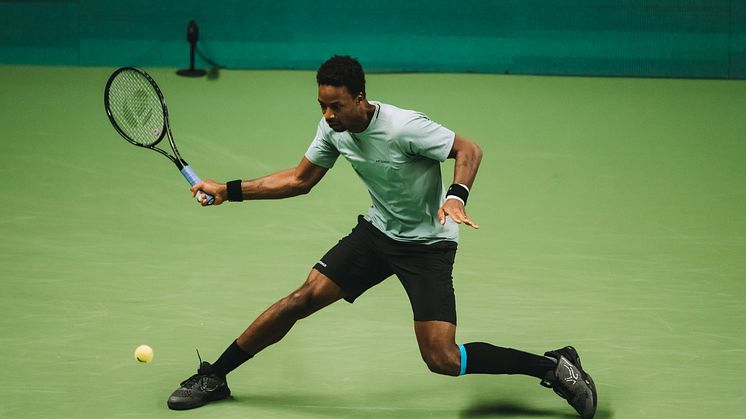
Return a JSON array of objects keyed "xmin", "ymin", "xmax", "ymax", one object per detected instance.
[{"xmin": 317, "ymin": 84, "xmax": 364, "ymax": 132}]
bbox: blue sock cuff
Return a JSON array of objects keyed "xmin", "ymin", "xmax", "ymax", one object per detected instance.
[{"xmin": 458, "ymin": 343, "xmax": 467, "ymax": 376}]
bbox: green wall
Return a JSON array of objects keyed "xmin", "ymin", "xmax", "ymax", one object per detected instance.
[{"xmin": 1, "ymin": 0, "xmax": 744, "ymax": 78}]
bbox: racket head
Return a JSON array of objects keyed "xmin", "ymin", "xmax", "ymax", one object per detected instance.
[{"xmin": 104, "ymin": 67, "xmax": 167, "ymax": 147}]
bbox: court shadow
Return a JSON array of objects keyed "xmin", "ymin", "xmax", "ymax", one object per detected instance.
[
  {"xmin": 230, "ymin": 392, "xmax": 384, "ymax": 416},
  {"xmin": 461, "ymin": 401, "xmax": 614, "ymax": 418},
  {"xmin": 230, "ymin": 391, "xmax": 461, "ymax": 418},
  {"xmin": 461, "ymin": 401, "xmax": 575, "ymax": 418},
  {"xmin": 206, "ymin": 66, "xmax": 220, "ymax": 80},
  {"xmin": 232, "ymin": 391, "xmax": 614, "ymax": 418}
]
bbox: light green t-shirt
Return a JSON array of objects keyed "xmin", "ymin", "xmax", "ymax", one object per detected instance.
[{"xmin": 305, "ymin": 101, "xmax": 459, "ymax": 244}]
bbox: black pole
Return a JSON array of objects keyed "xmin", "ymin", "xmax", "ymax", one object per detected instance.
[
  {"xmin": 189, "ymin": 42, "xmax": 196, "ymax": 71},
  {"xmin": 177, "ymin": 20, "xmax": 206, "ymax": 77}
]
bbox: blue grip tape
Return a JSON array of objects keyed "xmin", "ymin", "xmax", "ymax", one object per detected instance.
[
  {"xmin": 180, "ymin": 165, "xmax": 214, "ymax": 204},
  {"xmin": 458, "ymin": 343, "xmax": 467, "ymax": 376}
]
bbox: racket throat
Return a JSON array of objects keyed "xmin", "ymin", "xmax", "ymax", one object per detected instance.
[{"xmin": 173, "ymin": 158, "xmax": 189, "ymax": 170}]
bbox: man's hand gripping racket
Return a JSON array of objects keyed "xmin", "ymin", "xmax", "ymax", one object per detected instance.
[{"xmin": 190, "ymin": 179, "xmax": 228, "ymax": 206}]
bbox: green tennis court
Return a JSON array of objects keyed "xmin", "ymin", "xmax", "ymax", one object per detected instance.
[{"xmin": 1, "ymin": 65, "xmax": 745, "ymax": 418}]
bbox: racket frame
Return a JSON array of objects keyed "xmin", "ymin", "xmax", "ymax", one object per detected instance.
[
  {"xmin": 104, "ymin": 67, "xmax": 214, "ymax": 204},
  {"xmin": 104, "ymin": 67, "xmax": 189, "ymax": 170}
]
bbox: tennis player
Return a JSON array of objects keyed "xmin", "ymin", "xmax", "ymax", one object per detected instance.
[{"xmin": 168, "ymin": 55, "xmax": 597, "ymax": 418}]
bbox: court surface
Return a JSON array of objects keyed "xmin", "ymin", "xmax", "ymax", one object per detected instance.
[{"xmin": 1, "ymin": 66, "xmax": 745, "ymax": 418}]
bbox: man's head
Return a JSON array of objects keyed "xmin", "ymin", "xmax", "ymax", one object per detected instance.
[
  {"xmin": 316, "ymin": 55, "xmax": 370, "ymax": 132},
  {"xmin": 316, "ymin": 55, "xmax": 366, "ymax": 98}
]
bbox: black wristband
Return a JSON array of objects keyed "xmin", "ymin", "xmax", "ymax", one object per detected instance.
[
  {"xmin": 226, "ymin": 180, "xmax": 243, "ymax": 202},
  {"xmin": 446, "ymin": 184, "xmax": 469, "ymax": 206}
]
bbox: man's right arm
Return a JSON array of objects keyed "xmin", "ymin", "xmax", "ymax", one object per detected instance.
[{"xmin": 191, "ymin": 156, "xmax": 329, "ymax": 206}]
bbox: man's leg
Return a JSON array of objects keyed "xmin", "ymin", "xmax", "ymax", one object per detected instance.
[
  {"xmin": 234, "ymin": 269, "xmax": 345, "ymax": 356},
  {"xmin": 212, "ymin": 268, "xmax": 345, "ymax": 377},
  {"xmin": 167, "ymin": 269, "xmax": 345, "ymax": 410},
  {"xmin": 413, "ymin": 320, "xmax": 461, "ymax": 375},
  {"xmin": 413, "ymin": 320, "xmax": 596, "ymax": 419},
  {"xmin": 413, "ymin": 320, "xmax": 555, "ymax": 378}
]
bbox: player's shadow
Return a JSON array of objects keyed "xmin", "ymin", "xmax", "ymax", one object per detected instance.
[
  {"xmin": 229, "ymin": 393, "xmax": 613, "ymax": 418},
  {"xmin": 461, "ymin": 401, "xmax": 574, "ymax": 418},
  {"xmin": 461, "ymin": 401, "xmax": 613, "ymax": 418}
]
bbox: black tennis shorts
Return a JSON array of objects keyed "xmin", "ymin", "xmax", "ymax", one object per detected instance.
[{"xmin": 314, "ymin": 215, "xmax": 458, "ymax": 324}]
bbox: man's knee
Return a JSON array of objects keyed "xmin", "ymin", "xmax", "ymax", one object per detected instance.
[
  {"xmin": 280, "ymin": 285, "xmax": 316, "ymax": 319},
  {"xmin": 420, "ymin": 346, "xmax": 460, "ymax": 376},
  {"xmin": 280, "ymin": 272, "xmax": 342, "ymax": 320}
]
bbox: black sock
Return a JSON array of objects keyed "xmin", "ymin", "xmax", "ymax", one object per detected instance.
[
  {"xmin": 211, "ymin": 340, "xmax": 253, "ymax": 378},
  {"xmin": 462, "ymin": 342, "xmax": 556, "ymax": 378}
]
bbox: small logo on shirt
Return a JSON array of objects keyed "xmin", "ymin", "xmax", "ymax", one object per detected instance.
[
  {"xmin": 375, "ymin": 159, "xmax": 391, "ymax": 164},
  {"xmin": 317, "ymin": 261, "xmax": 328, "ymax": 267}
]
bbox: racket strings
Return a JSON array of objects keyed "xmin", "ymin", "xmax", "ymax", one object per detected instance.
[{"xmin": 107, "ymin": 70, "xmax": 165, "ymax": 147}]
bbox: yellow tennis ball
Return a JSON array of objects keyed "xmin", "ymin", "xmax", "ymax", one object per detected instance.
[{"xmin": 135, "ymin": 345, "xmax": 154, "ymax": 363}]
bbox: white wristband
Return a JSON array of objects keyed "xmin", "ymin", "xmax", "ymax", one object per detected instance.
[{"xmin": 445, "ymin": 195, "xmax": 465, "ymax": 205}]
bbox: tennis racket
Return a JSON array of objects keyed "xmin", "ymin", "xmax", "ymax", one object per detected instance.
[{"xmin": 104, "ymin": 67, "xmax": 214, "ymax": 205}]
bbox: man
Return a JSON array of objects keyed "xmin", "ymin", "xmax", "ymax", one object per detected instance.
[{"xmin": 167, "ymin": 55, "xmax": 597, "ymax": 418}]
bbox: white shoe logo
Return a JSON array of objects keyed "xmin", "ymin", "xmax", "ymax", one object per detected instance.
[{"xmin": 561, "ymin": 359, "xmax": 579, "ymax": 385}]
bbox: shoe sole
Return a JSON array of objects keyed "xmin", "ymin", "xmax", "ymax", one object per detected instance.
[
  {"xmin": 167, "ymin": 389, "xmax": 231, "ymax": 410},
  {"xmin": 583, "ymin": 370, "xmax": 597, "ymax": 419}
]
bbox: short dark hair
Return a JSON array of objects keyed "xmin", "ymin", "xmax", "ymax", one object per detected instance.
[{"xmin": 316, "ymin": 55, "xmax": 366, "ymax": 97}]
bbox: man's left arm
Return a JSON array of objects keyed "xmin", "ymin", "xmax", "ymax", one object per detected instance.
[{"xmin": 439, "ymin": 134, "xmax": 483, "ymax": 229}]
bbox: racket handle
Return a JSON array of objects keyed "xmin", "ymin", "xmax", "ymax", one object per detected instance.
[{"xmin": 180, "ymin": 165, "xmax": 215, "ymax": 205}]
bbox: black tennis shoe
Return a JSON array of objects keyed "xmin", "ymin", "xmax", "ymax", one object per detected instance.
[
  {"xmin": 541, "ymin": 346, "xmax": 597, "ymax": 419},
  {"xmin": 167, "ymin": 361, "xmax": 231, "ymax": 410}
]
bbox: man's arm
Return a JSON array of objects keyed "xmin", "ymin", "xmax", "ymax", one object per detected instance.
[
  {"xmin": 191, "ymin": 156, "xmax": 329, "ymax": 206},
  {"xmin": 438, "ymin": 134, "xmax": 483, "ymax": 228}
]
